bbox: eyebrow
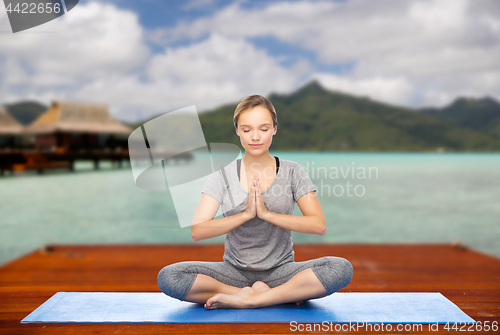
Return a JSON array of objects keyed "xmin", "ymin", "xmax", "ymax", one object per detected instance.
[{"xmin": 239, "ymin": 123, "xmax": 272, "ymax": 127}]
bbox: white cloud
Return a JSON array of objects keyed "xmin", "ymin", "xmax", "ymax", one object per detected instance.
[
  {"xmin": 147, "ymin": 33, "xmax": 303, "ymax": 90},
  {"xmin": 313, "ymin": 73, "xmax": 414, "ymax": 106},
  {"xmin": 0, "ymin": 1, "xmax": 309, "ymax": 121},
  {"xmin": 74, "ymin": 33, "xmax": 310, "ymax": 121},
  {"xmin": 158, "ymin": 0, "xmax": 500, "ymax": 107},
  {"xmin": 0, "ymin": 2, "xmax": 149, "ymax": 80},
  {"xmin": 1, "ymin": 0, "xmax": 499, "ymax": 120},
  {"xmin": 0, "ymin": 1, "xmax": 152, "ymax": 117}
]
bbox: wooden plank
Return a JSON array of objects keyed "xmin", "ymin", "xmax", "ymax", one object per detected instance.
[{"xmin": 0, "ymin": 243, "xmax": 499, "ymax": 334}]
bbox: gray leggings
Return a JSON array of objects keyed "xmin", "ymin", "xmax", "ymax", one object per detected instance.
[{"xmin": 157, "ymin": 256, "xmax": 353, "ymax": 301}]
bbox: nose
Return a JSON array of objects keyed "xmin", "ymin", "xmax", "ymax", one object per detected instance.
[{"xmin": 251, "ymin": 130, "xmax": 260, "ymax": 141}]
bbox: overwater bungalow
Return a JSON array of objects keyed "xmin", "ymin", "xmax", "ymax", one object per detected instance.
[
  {"xmin": 24, "ymin": 100, "xmax": 132, "ymax": 152},
  {"xmin": 0, "ymin": 106, "xmax": 25, "ymax": 149}
]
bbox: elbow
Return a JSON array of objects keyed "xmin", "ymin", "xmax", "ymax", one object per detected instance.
[
  {"xmin": 191, "ymin": 233, "xmax": 199, "ymax": 242},
  {"xmin": 190, "ymin": 226, "xmax": 201, "ymax": 242},
  {"xmin": 191, "ymin": 219, "xmax": 212, "ymax": 242},
  {"xmin": 317, "ymin": 218, "xmax": 327, "ymax": 236}
]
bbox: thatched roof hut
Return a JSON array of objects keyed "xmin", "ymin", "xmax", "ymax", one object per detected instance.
[
  {"xmin": 24, "ymin": 100, "xmax": 132, "ymax": 134},
  {"xmin": 0, "ymin": 106, "xmax": 24, "ymax": 134}
]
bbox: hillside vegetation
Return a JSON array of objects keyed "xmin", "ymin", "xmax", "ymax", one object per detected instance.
[{"xmin": 4, "ymin": 81, "xmax": 500, "ymax": 151}]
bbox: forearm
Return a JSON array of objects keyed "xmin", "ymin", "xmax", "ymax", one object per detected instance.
[
  {"xmin": 261, "ymin": 211, "xmax": 326, "ymax": 235},
  {"xmin": 191, "ymin": 212, "xmax": 250, "ymax": 241}
]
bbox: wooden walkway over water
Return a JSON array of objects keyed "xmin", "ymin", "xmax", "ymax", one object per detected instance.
[
  {"xmin": 1, "ymin": 244, "xmax": 499, "ymax": 334},
  {"xmin": 0, "ymin": 150, "xmax": 193, "ymax": 175}
]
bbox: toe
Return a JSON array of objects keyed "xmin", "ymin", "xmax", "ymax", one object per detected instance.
[{"xmin": 205, "ymin": 296, "xmax": 217, "ymax": 309}]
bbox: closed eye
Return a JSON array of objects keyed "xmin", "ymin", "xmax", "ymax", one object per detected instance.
[{"xmin": 243, "ymin": 129, "xmax": 269, "ymax": 132}]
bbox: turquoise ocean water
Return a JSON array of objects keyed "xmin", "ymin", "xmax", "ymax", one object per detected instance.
[{"xmin": 1, "ymin": 152, "xmax": 499, "ymax": 265}]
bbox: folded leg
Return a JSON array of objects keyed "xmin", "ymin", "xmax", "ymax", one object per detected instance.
[
  {"xmin": 264, "ymin": 256, "xmax": 354, "ymax": 295},
  {"xmin": 157, "ymin": 261, "xmax": 253, "ymax": 302},
  {"xmin": 204, "ymin": 256, "xmax": 353, "ymax": 309}
]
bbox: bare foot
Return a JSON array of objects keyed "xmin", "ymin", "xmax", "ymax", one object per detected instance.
[
  {"xmin": 204, "ymin": 282, "xmax": 306, "ymax": 309},
  {"xmin": 205, "ymin": 286, "xmax": 257, "ymax": 309}
]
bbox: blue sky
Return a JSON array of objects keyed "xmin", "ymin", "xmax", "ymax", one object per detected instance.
[
  {"xmin": 93, "ymin": 0, "xmax": 354, "ymax": 72},
  {"xmin": 0, "ymin": 0, "xmax": 499, "ymax": 121},
  {"xmin": 95, "ymin": 0, "xmax": 319, "ymax": 30}
]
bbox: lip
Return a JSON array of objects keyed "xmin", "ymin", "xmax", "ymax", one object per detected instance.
[{"xmin": 249, "ymin": 144, "xmax": 262, "ymax": 148}]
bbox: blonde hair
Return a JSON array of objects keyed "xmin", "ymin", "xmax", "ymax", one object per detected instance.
[{"xmin": 233, "ymin": 95, "xmax": 278, "ymax": 129}]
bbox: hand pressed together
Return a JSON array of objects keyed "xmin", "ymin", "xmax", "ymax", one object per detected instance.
[
  {"xmin": 244, "ymin": 176, "xmax": 270, "ymax": 220},
  {"xmin": 238, "ymin": 176, "xmax": 304, "ymax": 306}
]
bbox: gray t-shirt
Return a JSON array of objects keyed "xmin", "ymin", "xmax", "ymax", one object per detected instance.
[{"xmin": 201, "ymin": 157, "xmax": 317, "ymax": 271}]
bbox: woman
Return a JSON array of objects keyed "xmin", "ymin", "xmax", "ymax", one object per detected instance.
[{"xmin": 158, "ymin": 95, "xmax": 353, "ymax": 309}]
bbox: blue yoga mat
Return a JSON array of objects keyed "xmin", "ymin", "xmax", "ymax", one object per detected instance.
[{"xmin": 21, "ymin": 292, "xmax": 475, "ymax": 323}]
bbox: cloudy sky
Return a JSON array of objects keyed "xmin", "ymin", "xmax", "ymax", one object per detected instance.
[{"xmin": 0, "ymin": 0, "xmax": 499, "ymax": 121}]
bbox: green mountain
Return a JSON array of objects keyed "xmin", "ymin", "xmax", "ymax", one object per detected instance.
[
  {"xmin": 3, "ymin": 101, "xmax": 47, "ymax": 125},
  {"xmin": 199, "ymin": 80, "xmax": 500, "ymax": 152},
  {"xmin": 4, "ymin": 81, "xmax": 500, "ymax": 151},
  {"xmin": 420, "ymin": 97, "xmax": 500, "ymax": 139}
]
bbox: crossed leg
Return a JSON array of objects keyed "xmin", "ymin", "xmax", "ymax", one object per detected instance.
[
  {"xmin": 158, "ymin": 257, "xmax": 352, "ymax": 309},
  {"xmin": 183, "ymin": 274, "xmax": 241, "ymax": 304},
  {"xmin": 248, "ymin": 280, "xmax": 306, "ymax": 304},
  {"xmin": 184, "ymin": 274, "xmax": 309, "ymax": 309},
  {"xmin": 204, "ymin": 268, "xmax": 327, "ymax": 309}
]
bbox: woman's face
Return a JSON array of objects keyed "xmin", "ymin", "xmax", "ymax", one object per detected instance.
[{"xmin": 236, "ymin": 106, "xmax": 277, "ymax": 155}]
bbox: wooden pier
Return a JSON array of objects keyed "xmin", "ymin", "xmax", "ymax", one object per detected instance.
[
  {"xmin": 0, "ymin": 243, "xmax": 499, "ymax": 334},
  {"xmin": 0, "ymin": 150, "xmax": 129, "ymax": 174},
  {"xmin": 0, "ymin": 150, "xmax": 194, "ymax": 175}
]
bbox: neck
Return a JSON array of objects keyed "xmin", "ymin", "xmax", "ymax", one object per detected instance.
[{"xmin": 242, "ymin": 152, "xmax": 274, "ymax": 168}]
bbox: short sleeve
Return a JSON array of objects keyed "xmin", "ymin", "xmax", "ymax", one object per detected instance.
[
  {"xmin": 291, "ymin": 162, "xmax": 317, "ymax": 202},
  {"xmin": 201, "ymin": 169, "xmax": 226, "ymax": 204}
]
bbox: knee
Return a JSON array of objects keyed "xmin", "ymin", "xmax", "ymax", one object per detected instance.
[
  {"xmin": 323, "ymin": 256, "xmax": 354, "ymax": 291},
  {"xmin": 157, "ymin": 263, "xmax": 186, "ymax": 299},
  {"xmin": 336, "ymin": 257, "xmax": 354, "ymax": 287},
  {"xmin": 157, "ymin": 265, "xmax": 174, "ymax": 295}
]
